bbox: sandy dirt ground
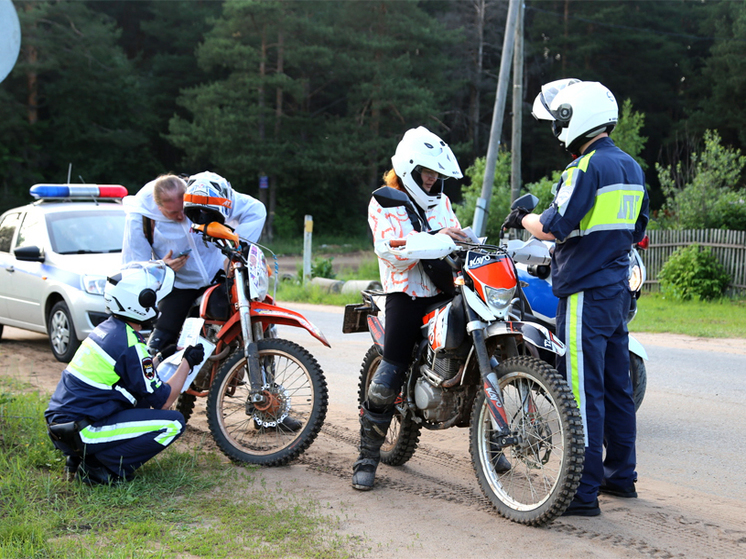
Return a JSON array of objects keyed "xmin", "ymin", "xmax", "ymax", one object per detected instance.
[{"xmin": 2, "ymin": 324, "xmax": 746, "ymax": 559}]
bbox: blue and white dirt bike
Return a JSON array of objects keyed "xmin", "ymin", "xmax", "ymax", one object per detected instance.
[{"xmin": 505, "ymin": 194, "xmax": 648, "ymax": 411}]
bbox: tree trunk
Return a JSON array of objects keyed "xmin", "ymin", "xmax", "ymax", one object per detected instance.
[
  {"xmin": 267, "ymin": 29, "xmax": 285, "ymax": 243},
  {"xmin": 471, "ymin": 0, "xmax": 486, "ymax": 154}
]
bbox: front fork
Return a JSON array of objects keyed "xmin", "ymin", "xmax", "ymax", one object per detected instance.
[
  {"xmin": 234, "ymin": 265, "xmax": 267, "ymax": 406},
  {"xmin": 464, "ymin": 305, "xmax": 518, "ymax": 447}
]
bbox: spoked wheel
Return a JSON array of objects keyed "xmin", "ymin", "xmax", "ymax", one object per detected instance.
[
  {"xmin": 470, "ymin": 356, "xmax": 584, "ymax": 526},
  {"xmin": 357, "ymin": 345, "xmax": 420, "ymax": 466},
  {"xmin": 206, "ymin": 338, "xmax": 327, "ymax": 466}
]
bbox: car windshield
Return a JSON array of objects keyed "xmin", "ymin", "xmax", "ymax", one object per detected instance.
[{"xmin": 46, "ymin": 210, "xmax": 125, "ymax": 255}]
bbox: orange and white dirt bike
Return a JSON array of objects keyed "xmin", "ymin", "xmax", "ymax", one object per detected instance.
[
  {"xmin": 343, "ymin": 187, "xmax": 584, "ymax": 525},
  {"xmin": 177, "ymin": 221, "xmax": 330, "ymax": 466}
]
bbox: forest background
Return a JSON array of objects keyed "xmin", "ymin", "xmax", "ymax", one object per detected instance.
[{"xmin": 1, "ymin": 0, "xmax": 745, "ymax": 241}]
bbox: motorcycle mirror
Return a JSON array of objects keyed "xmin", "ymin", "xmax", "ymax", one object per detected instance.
[
  {"xmin": 372, "ymin": 186, "xmax": 413, "ymax": 210},
  {"xmin": 510, "ymin": 193, "xmax": 539, "ymax": 212}
]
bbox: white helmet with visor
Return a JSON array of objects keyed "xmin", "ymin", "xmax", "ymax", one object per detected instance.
[
  {"xmin": 390, "ymin": 126, "xmax": 463, "ymax": 211},
  {"xmin": 104, "ymin": 261, "xmax": 175, "ymax": 324},
  {"xmin": 532, "ymin": 78, "xmax": 618, "ymax": 154}
]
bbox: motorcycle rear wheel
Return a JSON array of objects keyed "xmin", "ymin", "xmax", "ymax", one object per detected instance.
[
  {"xmin": 357, "ymin": 345, "xmax": 421, "ymax": 467},
  {"xmin": 470, "ymin": 356, "xmax": 584, "ymax": 526},
  {"xmin": 175, "ymin": 393, "xmax": 196, "ymax": 424},
  {"xmin": 206, "ymin": 338, "xmax": 328, "ymax": 466}
]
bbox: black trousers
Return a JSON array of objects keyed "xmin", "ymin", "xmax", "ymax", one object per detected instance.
[
  {"xmin": 154, "ymin": 286, "xmax": 207, "ymax": 342},
  {"xmin": 382, "ymin": 291, "xmax": 450, "ymax": 367}
]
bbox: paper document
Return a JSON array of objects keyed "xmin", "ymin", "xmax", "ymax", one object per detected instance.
[
  {"xmin": 461, "ymin": 226, "xmax": 485, "ymax": 244},
  {"xmin": 156, "ymin": 318, "xmax": 216, "ymax": 393}
]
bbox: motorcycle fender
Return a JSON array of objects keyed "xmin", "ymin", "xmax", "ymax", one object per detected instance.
[
  {"xmin": 367, "ymin": 315, "xmax": 385, "ymax": 351},
  {"xmin": 485, "ymin": 320, "xmax": 566, "ymax": 356},
  {"xmin": 628, "ymin": 334, "xmax": 648, "ymax": 361},
  {"xmin": 250, "ymin": 301, "xmax": 331, "ymax": 347}
]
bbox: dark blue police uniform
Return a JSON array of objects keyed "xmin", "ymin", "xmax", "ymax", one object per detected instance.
[
  {"xmin": 540, "ymin": 136, "xmax": 649, "ymax": 504},
  {"xmin": 46, "ymin": 316, "xmax": 184, "ymax": 480}
]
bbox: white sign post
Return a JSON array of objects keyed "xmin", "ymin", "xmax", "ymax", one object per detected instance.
[{"xmin": 303, "ymin": 215, "xmax": 313, "ymax": 285}]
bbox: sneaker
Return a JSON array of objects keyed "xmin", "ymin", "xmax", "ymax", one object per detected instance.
[
  {"xmin": 561, "ymin": 497, "xmax": 601, "ymax": 517},
  {"xmin": 599, "ymin": 480, "xmax": 637, "ymax": 498}
]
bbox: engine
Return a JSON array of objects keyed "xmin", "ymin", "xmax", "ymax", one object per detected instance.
[{"xmin": 415, "ymin": 346, "xmax": 469, "ymax": 423}]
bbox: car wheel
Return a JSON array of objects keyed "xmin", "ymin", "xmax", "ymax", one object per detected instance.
[{"xmin": 48, "ymin": 301, "xmax": 81, "ymax": 363}]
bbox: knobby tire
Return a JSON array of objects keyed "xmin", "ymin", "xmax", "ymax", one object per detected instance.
[
  {"xmin": 206, "ymin": 338, "xmax": 327, "ymax": 466},
  {"xmin": 470, "ymin": 355, "xmax": 585, "ymax": 526}
]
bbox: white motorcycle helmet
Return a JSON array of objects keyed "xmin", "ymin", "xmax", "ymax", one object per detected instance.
[
  {"xmin": 104, "ymin": 261, "xmax": 175, "ymax": 324},
  {"xmin": 532, "ymin": 78, "xmax": 618, "ymax": 155},
  {"xmin": 390, "ymin": 126, "xmax": 463, "ymax": 211},
  {"xmin": 183, "ymin": 171, "xmax": 234, "ymax": 225}
]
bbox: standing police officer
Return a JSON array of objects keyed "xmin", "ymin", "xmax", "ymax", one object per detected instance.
[{"xmin": 503, "ymin": 79, "xmax": 649, "ymax": 516}]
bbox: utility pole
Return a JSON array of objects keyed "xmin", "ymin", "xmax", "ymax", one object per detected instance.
[
  {"xmin": 472, "ymin": 0, "xmax": 521, "ymax": 237},
  {"xmin": 510, "ymin": 2, "xmax": 524, "ymax": 203}
]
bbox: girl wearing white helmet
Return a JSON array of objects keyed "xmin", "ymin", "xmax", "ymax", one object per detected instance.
[{"xmin": 353, "ymin": 127, "xmax": 469, "ymax": 491}]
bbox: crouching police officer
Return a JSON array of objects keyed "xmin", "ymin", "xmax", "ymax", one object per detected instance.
[{"xmin": 45, "ymin": 261, "xmax": 204, "ymax": 485}]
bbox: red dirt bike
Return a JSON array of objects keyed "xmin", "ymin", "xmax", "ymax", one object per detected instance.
[
  {"xmin": 343, "ymin": 187, "xmax": 584, "ymax": 526},
  {"xmin": 175, "ymin": 221, "xmax": 330, "ymax": 466}
]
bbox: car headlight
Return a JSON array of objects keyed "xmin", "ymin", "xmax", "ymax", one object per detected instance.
[
  {"xmin": 484, "ymin": 285, "xmax": 516, "ymax": 311},
  {"xmin": 82, "ymin": 275, "xmax": 107, "ymax": 295}
]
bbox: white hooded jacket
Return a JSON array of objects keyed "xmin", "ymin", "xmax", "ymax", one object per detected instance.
[{"xmin": 122, "ymin": 179, "xmax": 267, "ymax": 289}]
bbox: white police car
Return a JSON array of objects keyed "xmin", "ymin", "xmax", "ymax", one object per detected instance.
[{"xmin": 0, "ymin": 184, "xmax": 127, "ymax": 362}]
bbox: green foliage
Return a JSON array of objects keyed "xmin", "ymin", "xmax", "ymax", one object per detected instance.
[
  {"xmin": 657, "ymin": 244, "xmax": 731, "ymax": 301},
  {"xmin": 455, "ymin": 152, "xmax": 512, "ymax": 242},
  {"xmin": 613, "ymin": 99, "xmax": 648, "ymax": 170},
  {"xmin": 525, "ymin": 170, "xmax": 562, "ymax": 214},
  {"xmin": 311, "ymin": 257, "xmax": 336, "ymax": 279},
  {"xmin": 656, "ymin": 130, "xmax": 746, "ymax": 229}
]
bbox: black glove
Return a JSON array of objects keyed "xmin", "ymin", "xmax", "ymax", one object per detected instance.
[
  {"xmin": 501, "ymin": 207, "xmax": 530, "ymax": 232},
  {"xmin": 183, "ymin": 344, "xmax": 205, "ymax": 369}
]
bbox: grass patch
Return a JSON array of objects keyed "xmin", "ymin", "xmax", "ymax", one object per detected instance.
[
  {"xmin": 632, "ymin": 292, "xmax": 746, "ymax": 338},
  {"xmin": 0, "ymin": 378, "xmax": 354, "ymax": 558}
]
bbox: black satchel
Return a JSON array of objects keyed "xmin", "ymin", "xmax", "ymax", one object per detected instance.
[{"xmin": 405, "ymin": 204, "xmax": 456, "ymax": 296}]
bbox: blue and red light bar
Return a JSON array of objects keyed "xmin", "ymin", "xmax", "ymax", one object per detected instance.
[{"xmin": 30, "ymin": 184, "xmax": 128, "ymax": 199}]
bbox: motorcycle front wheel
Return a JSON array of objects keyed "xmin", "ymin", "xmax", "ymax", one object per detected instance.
[
  {"xmin": 470, "ymin": 355, "xmax": 584, "ymax": 526},
  {"xmin": 206, "ymin": 338, "xmax": 328, "ymax": 466},
  {"xmin": 357, "ymin": 345, "xmax": 421, "ymax": 466}
]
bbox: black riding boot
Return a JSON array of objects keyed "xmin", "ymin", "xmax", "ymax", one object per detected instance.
[
  {"xmin": 146, "ymin": 328, "xmax": 176, "ymax": 357},
  {"xmin": 352, "ymin": 402, "xmax": 393, "ymax": 491}
]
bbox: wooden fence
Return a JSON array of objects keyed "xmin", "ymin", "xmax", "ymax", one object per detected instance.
[{"xmin": 642, "ymin": 229, "xmax": 746, "ymax": 297}]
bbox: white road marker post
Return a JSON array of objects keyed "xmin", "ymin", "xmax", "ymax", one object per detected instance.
[{"xmin": 303, "ymin": 215, "xmax": 313, "ymax": 285}]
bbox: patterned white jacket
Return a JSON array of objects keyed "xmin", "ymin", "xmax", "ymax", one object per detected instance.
[{"xmin": 368, "ymin": 193, "xmax": 461, "ymax": 298}]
